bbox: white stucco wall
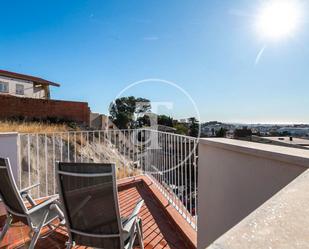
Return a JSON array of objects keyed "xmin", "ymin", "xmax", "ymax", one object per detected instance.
[
  {"xmin": 0, "ymin": 75, "xmax": 46, "ymax": 99},
  {"xmin": 197, "ymin": 138, "xmax": 309, "ymax": 249},
  {"xmin": 0, "ymin": 133, "xmax": 19, "ymax": 183},
  {"xmin": 206, "ymin": 169, "xmax": 309, "ymax": 249}
]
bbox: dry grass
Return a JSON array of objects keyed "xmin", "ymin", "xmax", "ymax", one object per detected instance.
[
  {"xmin": 0, "ymin": 121, "xmax": 72, "ymax": 133},
  {"xmin": 117, "ymin": 167, "xmax": 141, "ymax": 179},
  {"xmin": 3, "ymin": 120, "xmax": 140, "ymax": 185}
]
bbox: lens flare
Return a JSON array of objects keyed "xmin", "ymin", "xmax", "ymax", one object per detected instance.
[{"xmin": 256, "ymin": 0, "xmax": 302, "ymax": 41}]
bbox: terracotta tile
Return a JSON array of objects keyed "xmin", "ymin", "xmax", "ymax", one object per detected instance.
[{"xmin": 0, "ymin": 180, "xmax": 192, "ymax": 249}]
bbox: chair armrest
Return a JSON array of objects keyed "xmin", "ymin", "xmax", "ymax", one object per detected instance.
[
  {"xmin": 20, "ymin": 183, "xmax": 40, "ymax": 207},
  {"xmin": 27, "ymin": 196, "xmax": 59, "ymax": 215},
  {"xmin": 128, "ymin": 198, "xmax": 144, "ymax": 221},
  {"xmin": 122, "ymin": 199, "xmax": 144, "ymax": 233},
  {"xmin": 20, "ymin": 183, "xmax": 40, "ymax": 194}
]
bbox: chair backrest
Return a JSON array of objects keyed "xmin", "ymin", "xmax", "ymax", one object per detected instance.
[
  {"xmin": 0, "ymin": 158, "xmax": 27, "ymax": 221},
  {"xmin": 56, "ymin": 162, "xmax": 123, "ymax": 249}
]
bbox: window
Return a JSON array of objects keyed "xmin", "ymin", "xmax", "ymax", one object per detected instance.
[
  {"xmin": 16, "ymin": 84, "xmax": 24, "ymax": 95},
  {"xmin": 0, "ymin": 82, "xmax": 9, "ymax": 93},
  {"xmin": 34, "ymin": 85, "xmax": 42, "ymax": 93}
]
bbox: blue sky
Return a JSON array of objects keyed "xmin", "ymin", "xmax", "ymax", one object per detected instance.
[{"xmin": 1, "ymin": 0, "xmax": 309, "ymax": 123}]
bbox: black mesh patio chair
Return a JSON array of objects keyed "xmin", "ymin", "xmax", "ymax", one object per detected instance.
[
  {"xmin": 0, "ymin": 157, "xmax": 65, "ymax": 249},
  {"xmin": 56, "ymin": 162, "xmax": 144, "ymax": 249}
]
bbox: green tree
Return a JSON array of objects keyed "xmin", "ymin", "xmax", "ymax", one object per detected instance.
[
  {"xmin": 188, "ymin": 117, "xmax": 199, "ymax": 137},
  {"xmin": 136, "ymin": 114, "xmax": 150, "ymax": 127},
  {"xmin": 215, "ymin": 128, "xmax": 227, "ymax": 137},
  {"xmin": 109, "ymin": 96, "xmax": 151, "ymax": 129},
  {"xmin": 136, "ymin": 114, "xmax": 174, "ymax": 128},
  {"xmin": 157, "ymin": 115, "xmax": 174, "ymax": 127},
  {"xmin": 234, "ymin": 127, "xmax": 252, "ymax": 138},
  {"xmin": 173, "ymin": 123, "xmax": 189, "ymax": 135}
]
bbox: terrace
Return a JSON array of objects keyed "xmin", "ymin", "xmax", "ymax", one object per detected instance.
[
  {"xmin": 0, "ymin": 129, "xmax": 197, "ymax": 248},
  {"xmin": 1, "ymin": 129, "xmax": 309, "ymax": 249},
  {"xmin": 0, "ymin": 177, "xmax": 194, "ymax": 249}
]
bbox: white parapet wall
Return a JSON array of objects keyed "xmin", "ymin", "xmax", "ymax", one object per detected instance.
[
  {"xmin": 206, "ymin": 169, "xmax": 309, "ymax": 249},
  {"xmin": 197, "ymin": 138, "xmax": 309, "ymax": 249},
  {"xmin": 0, "ymin": 132, "xmax": 19, "ymax": 182}
]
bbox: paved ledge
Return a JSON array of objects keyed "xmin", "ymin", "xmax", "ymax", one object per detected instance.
[
  {"xmin": 0, "ymin": 132, "xmax": 18, "ymax": 136},
  {"xmin": 200, "ymin": 138, "xmax": 309, "ymax": 168},
  {"xmin": 206, "ymin": 169, "xmax": 309, "ymax": 249}
]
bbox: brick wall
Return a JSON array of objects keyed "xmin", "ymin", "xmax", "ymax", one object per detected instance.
[{"xmin": 0, "ymin": 95, "xmax": 90, "ymax": 125}]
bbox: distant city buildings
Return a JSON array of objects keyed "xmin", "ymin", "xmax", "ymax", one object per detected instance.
[
  {"xmin": 251, "ymin": 136, "xmax": 309, "ymax": 150},
  {"xmin": 200, "ymin": 121, "xmax": 309, "ymax": 149}
]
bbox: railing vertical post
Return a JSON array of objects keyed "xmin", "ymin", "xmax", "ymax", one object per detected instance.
[
  {"xmin": 60, "ymin": 133, "xmax": 63, "ymax": 162},
  {"xmin": 74, "ymin": 132, "xmax": 77, "ymax": 162},
  {"xmin": 53, "ymin": 133, "xmax": 56, "ymax": 195},
  {"xmin": 80, "ymin": 132, "xmax": 83, "ymax": 163},
  {"xmin": 189, "ymin": 139, "xmax": 192, "ymax": 224},
  {"xmin": 36, "ymin": 134, "xmax": 40, "ymax": 197},
  {"xmin": 181, "ymin": 136, "xmax": 184, "ymax": 215},
  {"xmin": 144, "ymin": 129, "xmax": 147, "ymax": 174},
  {"xmin": 87, "ymin": 131, "xmax": 90, "ymax": 163},
  {"xmin": 171, "ymin": 135, "xmax": 176, "ymax": 207},
  {"xmin": 159, "ymin": 132, "xmax": 162, "ymax": 190},
  {"xmin": 184, "ymin": 138, "xmax": 188, "ymax": 218},
  {"xmin": 194, "ymin": 139, "xmax": 198, "ymax": 230},
  {"xmin": 27, "ymin": 134, "xmax": 31, "ymax": 188},
  {"xmin": 165, "ymin": 132, "xmax": 168, "ymax": 199},
  {"xmin": 168, "ymin": 133, "xmax": 172, "ymax": 203},
  {"xmin": 67, "ymin": 132, "xmax": 70, "ymax": 162},
  {"xmin": 145, "ymin": 130, "xmax": 148, "ymax": 174},
  {"xmin": 177, "ymin": 135, "xmax": 180, "ymax": 211},
  {"xmin": 98, "ymin": 131, "xmax": 101, "ymax": 158}
]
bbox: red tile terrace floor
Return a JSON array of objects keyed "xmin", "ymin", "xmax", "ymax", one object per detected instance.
[{"xmin": 0, "ymin": 176, "xmax": 196, "ymax": 249}]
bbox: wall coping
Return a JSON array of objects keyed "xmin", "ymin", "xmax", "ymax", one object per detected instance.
[
  {"xmin": 0, "ymin": 94, "xmax": 88, "ymax": 105},
  {"xmin": 206, "ymin": 169, "xmax": 309, "ymax": 249},
  {"xmin": 200, "ymin": 138, "xmax": 309, "ymax": 168},
  {"xmin": 0, "ymin": 132, "xmax": 18, "ymax": 137}
]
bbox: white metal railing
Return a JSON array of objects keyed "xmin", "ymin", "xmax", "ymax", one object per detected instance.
[
  {"xmin": 143, "ymin": 129, "xmax": 198, "ymax": 229},
  {"xmin": 17, "ymin": 128, "xmax": 198, "ymax": 230}
]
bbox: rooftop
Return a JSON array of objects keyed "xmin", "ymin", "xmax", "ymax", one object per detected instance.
[
  {"xmin": 261, "ymin": 136, "xmax": 309, "ymax": 146},
  {"xmin": 0, "ymin": 69, "xmax": 60, "ymax": 87}
]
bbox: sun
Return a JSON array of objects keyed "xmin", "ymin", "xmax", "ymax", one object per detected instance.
[{"xmin": 256, "ymin": 0, "xmax": 302, "ymax": 41}]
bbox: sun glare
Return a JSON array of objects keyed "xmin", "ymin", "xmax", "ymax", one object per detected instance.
[{"xmin": 256, "ymin": 0, "xmax": 302, "ymax": 41}]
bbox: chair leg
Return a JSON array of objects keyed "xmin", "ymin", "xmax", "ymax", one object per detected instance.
[
  {"xmin": 65, "ymin": 240, "xmax": 75, "ymax": 249},
  {"xmin": 29, "ymin": 210, "xmax": 49, "ymax": 249},
  {"xmin": 0, "ymin": 215, "xmax": 12, "ymax": 242},
  {"xmin": 137, "ymin": 219, "xmax": 144, "ymax": 249},
  {"xmin": 65, "ymin": 241, "xmax": 72, "ymax": 249},
  {"xmin": 65, "ymin": 231, "xmax": 75, "ymax": 249},
  {"xmin": 29, "ymin": 228, "xmax": 41, "ymax": 249}
]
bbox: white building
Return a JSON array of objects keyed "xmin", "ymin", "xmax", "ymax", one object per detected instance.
[
  {"xmin": 277, "ymin": 127, "xmax": 309, "ymax": 136},
  {"xmin": 0, "ymin": 69, "xmax": 60, "ymax": 99}
]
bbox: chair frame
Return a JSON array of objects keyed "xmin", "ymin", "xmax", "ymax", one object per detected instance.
[
  {"xmin": 0, "ymin": 158, "xmax": 64, "ymax": 249},
  {"xmin": 56, "ymin": 162, "xmax": 144, "ymax": 249}
]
